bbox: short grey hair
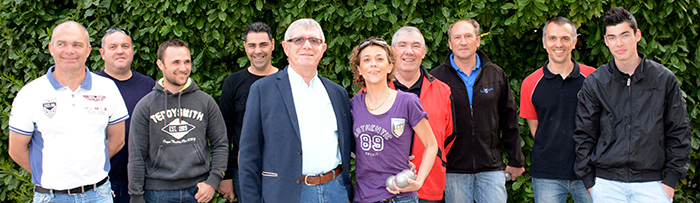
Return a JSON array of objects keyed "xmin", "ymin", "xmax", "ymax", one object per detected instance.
[
  {"xmin": 51, "ymin": 21, "xmax": 90, "ymax": 45},
  {"xmin": 101, "ymin": 28, "xmax": 132, "ymax": 49},
  {"xmin": 391, "ymin": 26, "xmax": 426, "ymax": 48},
  {"xmin": 284, "ymin": 18, "xmax": 325, "ymax": 42},
  {"xmin": 542, "ymin": 17, "xmax": 578, "ymax": 40},
  {"xmin": 447, "ymin": 19, "xmax": 480, "ymax": 38}
]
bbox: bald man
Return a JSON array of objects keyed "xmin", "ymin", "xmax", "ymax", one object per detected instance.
[{"xmin": 8, "ymin": 21, "xmax": 128, "ymax": 203}]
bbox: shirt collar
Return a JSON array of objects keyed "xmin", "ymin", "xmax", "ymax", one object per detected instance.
[
  {"xmin": 542, "ymin": 58, "xmax": 583, "ymax": 80},
  {"xmin": 287, "ymin": 65, "xmax": 319, "ymax": 89},
  {"xmin": 449, "ymin": 53, "xmax": 481, "ymax": 74},
  {"xmin": 46, "ymin": 66, "xmax": 92, "ymax": 90},
  {"xmin": 157, "ymin": 77, "xmax": 192, "ymax": 93}
]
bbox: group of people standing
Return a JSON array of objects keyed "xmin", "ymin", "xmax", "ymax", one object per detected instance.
[{"xmin": 7, "ymin": 6, "xmax": 690, "ymax": 203}]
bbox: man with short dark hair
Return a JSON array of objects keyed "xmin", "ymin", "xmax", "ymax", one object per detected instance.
[
  {"xmin": 574, "ymin": 7, "xmax": 691, "ymax": 202},
  {"xmin": 9, "ymin": 21, "xmax": 128, "ymax": 203},
  {"xmin": 128, "ymin": 39, "xmax": 228, "ymax": 203},
  {"xmin": 97, "ymin": 28, "xmax": 155, "ymax": 203},
  {"xmin": 218, "ymin": 22, "xmax": 279, "ymax": 203},
  {"xmin": 390, "ymin": 26, "xmax": 453, "ymax": 203},
  {"xmin": 238, "ymin": 18, "xmax": 354, "ymax": 203},
  {"xmin": 520, "ymin": 17, "xmax": 593, "ymax": 203},
  {"xmin": 430, "ymin": 19, "xmax": 524, "ymax": 203}
]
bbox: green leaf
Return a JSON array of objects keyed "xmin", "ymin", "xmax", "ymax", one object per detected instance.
[
  {"xmin": 84, "ymin": 9, "xmax": 95, "ymax": 18},
  {"xmin": 212, "ymin": 29, "xmax": 221, "ymax": 41},
  {"xmin": 501, "ymin": 3, "xmax": 517, "ymax": 10},
  {"xmin": 218, "ymin": 11, "xmax": 227, "ymax": 21},
  {"xmin": 533, "ymin": 2, "xmax": 548, "ymax": 11},
  {"xmin": 256, "ymin": 0, "xmax": 263, "ymax": 11},
  {"xmin": 512, "ymin": 179, "xmax": 523, "ymax": 190},
  {"xmin": 694, "ymin": 42, "xmax": 700, "ymax": 68},
  {"xmin": 518, "ymin": 0, "xmax": 531, "ymax": 7},
  {"xmin": 409, "ymin": 18, "xmax": 423, "ymax": 24}
]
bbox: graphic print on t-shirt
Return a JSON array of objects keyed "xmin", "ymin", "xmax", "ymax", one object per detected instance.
[
  {"xmin": 355, "ymin": 118, "xmax": 406, "ymax": 157},
  {"xmin": 391, "ymin": 118, "xmax": 405, "ymax": 138}
]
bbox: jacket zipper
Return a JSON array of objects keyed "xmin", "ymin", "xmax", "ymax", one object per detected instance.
[
  {"xmin": 626, "ymin": 76, "xmax": 631, "ymax": 181},
  {"xmin": 470, "ymin": 103, "xmax": 476, "ymax": 170}
]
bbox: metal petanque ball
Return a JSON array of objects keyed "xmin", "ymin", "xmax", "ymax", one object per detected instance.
[
  {"xmin": 394, "ymin": 170, "xmax": 416, "ymax": 188},
  {"xmin": 399, "ymin": 169, "xmax": 416, "ymax": 180},
  {"xmin": 385, "ymin": 175, "xmax": 397, "ymax": 191}
]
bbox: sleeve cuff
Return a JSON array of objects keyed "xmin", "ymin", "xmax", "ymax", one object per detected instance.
[
  {"xmin": 205, "ymin": 172, "xmax": 224, "ymax": 189},
  {"xmin": 129, "ymin": 195, "xmax": 145, "ymax": 203},
  {"xmin": 582, "ymin": 173, "xmax": 595, "ymax": 189},
  {"xmin": 662, "ymin": 172, "xmax": 681, "ymax": 189}
]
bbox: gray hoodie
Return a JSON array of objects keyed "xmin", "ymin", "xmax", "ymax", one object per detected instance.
[{"xmin": 128, "ymin": 78, "xmax": 227, "ymax": 203}]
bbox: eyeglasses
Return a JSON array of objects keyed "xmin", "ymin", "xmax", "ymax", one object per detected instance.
[
  {"xmin": 105, "ymin": 28, "xmax": 130, "ymax": 36},
  {"xmin": 359, "ymin": 38, "xmax": 388, "ymax": 49},
  {"xmin": 286, "ymin": 37, "xmax": 323, "ymax": 46}
]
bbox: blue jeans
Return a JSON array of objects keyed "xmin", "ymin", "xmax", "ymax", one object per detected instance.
[
  {"xmin": 353, "ymin": 196, "xmax": 418, "ymax": 203},
  {"xmin": 591, "ymin": 177, "xmax": 672, "ymax": 203},
  {"xmin": 444, "ymin": 171, "xmax": 506, "ymax": 203},
  {"xmin": 112, "ymin": 183, "xmax": 130, "ymax": 203},
  {"xmin": 144, "ymin": 186, "xmax": 211, "ymax": 203},
  {"xmin": 532, "ymin": 178, "xmax": 592, "ymax": 203},
  {"xmin": 299, "ymin": 171, "xmax": 349, "ymax": 203},
  {"xmin": 418, "ymin": 199, "xmax": 441, "ymax": 203},
  {"xmin": 232, "ymin": 168, "xmax": 241, "ymax": 202},
  {"xmin": 33, "ymin": 180, "xmax": 113, "ymax": 203}
]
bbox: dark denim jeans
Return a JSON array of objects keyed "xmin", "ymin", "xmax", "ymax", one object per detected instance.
[{"xmin": 144, "ymin": 186, "xmax": 211, "ymax": 203}]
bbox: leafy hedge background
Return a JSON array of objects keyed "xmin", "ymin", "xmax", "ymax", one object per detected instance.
[{"xmin": 1, "ymin": 0, "xmax": 698, "ymax": 202}]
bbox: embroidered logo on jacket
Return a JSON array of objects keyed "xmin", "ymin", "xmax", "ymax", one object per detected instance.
[
  {"xmin": 161, "ymin": 118, "xmax": 196, "ymax": 139},
  {"xmin": 83, "ymin": 95, "xmax": 106, "ymax": 101},
  {"xmin": 480, "ymin": 88, "xmax": 494, "ymax": 94}
]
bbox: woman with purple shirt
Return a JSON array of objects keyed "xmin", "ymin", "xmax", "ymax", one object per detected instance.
[{"xmin": 349, "ymin": 37, "xmax": 438, "ymax": 203}]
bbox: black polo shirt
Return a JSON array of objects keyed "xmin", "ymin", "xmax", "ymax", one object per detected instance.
[
  {"xmin": 394, "ymin": 70, "xmax": 424, "ymax": 97},
  {"xmin": 519, "ymin": 59, "xmax": 595, "ymax": 180}
]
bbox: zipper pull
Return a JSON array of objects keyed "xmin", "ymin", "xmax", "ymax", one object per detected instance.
[{"xmin": 627, "ymin": 77, "xmax": 631, "ymax": 86}]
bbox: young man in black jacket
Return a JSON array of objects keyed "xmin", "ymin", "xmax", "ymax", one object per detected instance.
[
  {"xmin": 574, "ymin": 7, "xmax": 691, "ymax": 202},
  {"xmin": 430, "ymin": 19, "xmax": 524, "ymax": 203}
]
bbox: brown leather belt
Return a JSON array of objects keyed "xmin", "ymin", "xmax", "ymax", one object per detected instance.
[
  {"xmin": 302, "ymin": 165, "xmax": 342, "ymax": 186},
  {"xmin": 35, "ymin": 176, "xmax": 108, "ymax": 194}
]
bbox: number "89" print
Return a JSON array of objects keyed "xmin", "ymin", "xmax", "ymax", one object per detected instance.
[{"xmin": 360, "ymin": 134, "xmax": 384, "ymax": 151}]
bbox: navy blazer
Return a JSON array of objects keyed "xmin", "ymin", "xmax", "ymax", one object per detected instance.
[{"xmin": 239, "ymin": 68, "xmax": 354, "ymax": 203}]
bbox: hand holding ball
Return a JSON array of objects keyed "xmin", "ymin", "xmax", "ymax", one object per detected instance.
[{"xmin": 386, "ymin": 169, "xmax": 416, "ymax": 190}]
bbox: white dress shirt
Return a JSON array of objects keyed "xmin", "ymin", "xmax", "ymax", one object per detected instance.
[{"xmin": 287, "ymin": 66, "xmax": 342, "ymax": 174}]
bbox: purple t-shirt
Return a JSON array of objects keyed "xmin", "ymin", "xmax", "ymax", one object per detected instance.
[{"xmin": 351, "ymin": 90, "xmax": 428, "ymax": 203}]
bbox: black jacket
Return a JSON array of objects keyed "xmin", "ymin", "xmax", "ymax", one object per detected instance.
[
  {"xmin": 574, "ymin": 52, "xmax": 691, "ymax": 189},
  {"xmin": 430, "ymin": 50, "xmax": 524, "ymax": 173}
]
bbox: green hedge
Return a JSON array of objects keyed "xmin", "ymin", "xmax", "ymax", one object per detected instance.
[{"xmin": 1, "ymin": 0, "xmax": 698, "ymax": 202}]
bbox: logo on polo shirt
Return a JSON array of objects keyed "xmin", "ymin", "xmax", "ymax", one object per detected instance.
[
  {"xmin": 480, "ymin": 88, "xmax": 494, "ymax": 94},
  {"xmin": 161, "ymin": 118, "xmax": 196, "ymax": 139},
  {"xmin": 83, "ymin": 95, "xmax": 106, "ymax": 102},
  {"xmin": 391, "ymin": 118, "xmax": 405, "ymax": 138},
  {"xmin": 42, "ymin": 101, "xmax": 57, "ymax": 118}
]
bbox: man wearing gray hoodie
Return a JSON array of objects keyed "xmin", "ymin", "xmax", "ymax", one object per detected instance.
[{"xmin": 128, "ymin": 39, "xmax": 228, "ymax": 203}]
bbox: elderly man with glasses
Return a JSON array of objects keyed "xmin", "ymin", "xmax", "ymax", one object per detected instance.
[
  {"xmin": 238, "ymin": 18, "xmax": 354, "ymax": 203},
  {"xmin": 96, "ymin": 28, "xmax": 155, "ymax": 203}
]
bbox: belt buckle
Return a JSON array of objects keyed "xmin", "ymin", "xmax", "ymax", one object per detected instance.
[
  {"xmin": 67, "ymin": 186, "xmax": 85, "ymax": 195},
  {"xmin": 304, "ymin": 174, "xmax": 317, "ymax": 186}
]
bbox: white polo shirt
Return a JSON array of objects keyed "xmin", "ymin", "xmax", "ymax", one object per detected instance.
[{"xmin": 9, "ymin": 66, "xmax": 129, "ymax": 190}]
